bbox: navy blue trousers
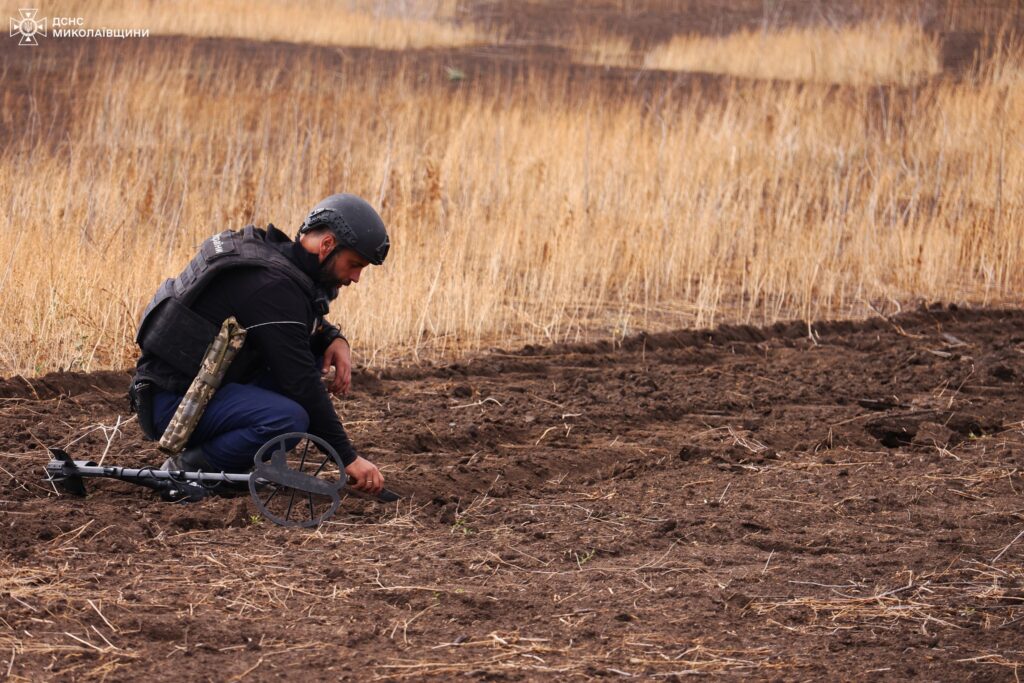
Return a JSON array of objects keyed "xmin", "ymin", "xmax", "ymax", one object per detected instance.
[{"xmin": 152, "ymin": 373, "xmax": 310, "ymax": 472}]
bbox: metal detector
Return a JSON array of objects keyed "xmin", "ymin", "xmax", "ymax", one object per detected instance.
[{"xmin": 45, "ymin": 432, "xmax": 399, "ymax": 528}]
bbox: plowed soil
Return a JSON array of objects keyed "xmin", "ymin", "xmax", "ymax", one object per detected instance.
[{"xmin": 2, "ymin": 305, "xmax": 1024, "ymax": 680}]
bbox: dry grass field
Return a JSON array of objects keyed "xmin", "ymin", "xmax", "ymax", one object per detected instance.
[
  {"xmin": 1, "ymin": 1, "xmax": 1022, "ymax": 375},
  {"xmin": 55, "ymin": 0, "xmax": 491, "ymax": 48},
  {"xmin": 4, "ymin": 3, "xmax": 1024, "ymax": 681}
]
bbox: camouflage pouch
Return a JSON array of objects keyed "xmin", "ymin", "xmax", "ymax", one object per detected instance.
[{"xmin": 158, "ymin": 316, "xmax": 247, "ymax": 455}]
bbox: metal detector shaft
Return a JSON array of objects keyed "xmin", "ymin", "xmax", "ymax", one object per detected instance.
[
  {"xmin": 45, "ymin": 449, "xmax": 257, "ymax": 498},
  {"xmin": 62, "ymin": 464, "xmax": 251, "ymax": 485}
]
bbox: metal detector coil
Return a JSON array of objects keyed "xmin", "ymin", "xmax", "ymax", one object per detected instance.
[{"xmin": 249, "ymin": 432, "xmax": 346, "ymax": 528}]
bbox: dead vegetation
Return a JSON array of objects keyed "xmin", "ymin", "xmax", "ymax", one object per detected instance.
[
  {"xmin": 3, "ymin": 4, "xmax": 1024, "ymax": 676},
  {"xmin": 2, "ymin": 3, "xmax": 1024, "ymax": 375}
]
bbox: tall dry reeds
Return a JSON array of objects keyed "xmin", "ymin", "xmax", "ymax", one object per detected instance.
[
  {"xmin": 1, "ymin": 18, "xmax": 1023, "ymax": 375},
  {"xmin": 643, "ymin": 22, "xmax": 942, "ymax": 85},
  {"xmin": 42, "ymin": 0, "xmax": 490, "ymax": 49}
]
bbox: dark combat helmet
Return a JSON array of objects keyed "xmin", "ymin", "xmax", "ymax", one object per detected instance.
[{"xmin": 298, "ymin": 194, "xmax": 390, "ymax": 265}]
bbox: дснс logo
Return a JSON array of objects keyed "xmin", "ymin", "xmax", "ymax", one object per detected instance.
[{"xmin": 9, "ymin": 8, "xmax": 47, "ymax": 46}]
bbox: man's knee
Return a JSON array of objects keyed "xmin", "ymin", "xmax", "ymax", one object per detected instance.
[{"xmin": 273, "ymin": 400, "xmax": 309, "ymax": 434}]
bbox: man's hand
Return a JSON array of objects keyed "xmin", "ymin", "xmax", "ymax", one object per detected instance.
[
  {"xmin": 345, "ymin": 456, "xmax": 383, "ymax": 494},
  {"xmin": 322, "ymin": 338, "xmax": 352, "ymax": 395}
]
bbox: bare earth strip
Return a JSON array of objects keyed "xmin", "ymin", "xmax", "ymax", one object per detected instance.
[{"xmin": 2, "ymin": 306, "xmax": 1023, "ymax": 680}]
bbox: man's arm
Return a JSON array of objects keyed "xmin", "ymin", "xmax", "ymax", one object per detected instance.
[
  {"xmin": 229, "ymin": 275, "xmax": 383, "ymax": 493},
  {"xmin": 313, "ymin": 321, "xmax": 352, "ymax": 395},
  {"xmin": 311, "ymin": 320, "xmax": 345, "ymax": 357},
  {"xmin": 236, "ymin": 279, "xmax": 357, "ymax": 464}
]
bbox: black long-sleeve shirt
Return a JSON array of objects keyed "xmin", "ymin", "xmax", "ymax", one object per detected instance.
[{"xmin": 137, "ymin": 226, "xmax": 357, "ymax": 465}]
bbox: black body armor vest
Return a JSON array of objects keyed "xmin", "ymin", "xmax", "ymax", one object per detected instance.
[{"xmin": 136, "ymin": 225, "xmax": 317, "ymax": 380}]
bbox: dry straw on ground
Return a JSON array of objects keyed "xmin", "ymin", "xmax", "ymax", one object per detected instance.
[{"xmin": 1, "ymin": 9, "xmax": 1023, "ymax": 375}]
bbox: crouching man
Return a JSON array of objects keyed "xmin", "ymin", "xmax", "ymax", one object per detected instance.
[{"xmin": 129, "ymin": 194, "xmax": 389, "ymax": 495}]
